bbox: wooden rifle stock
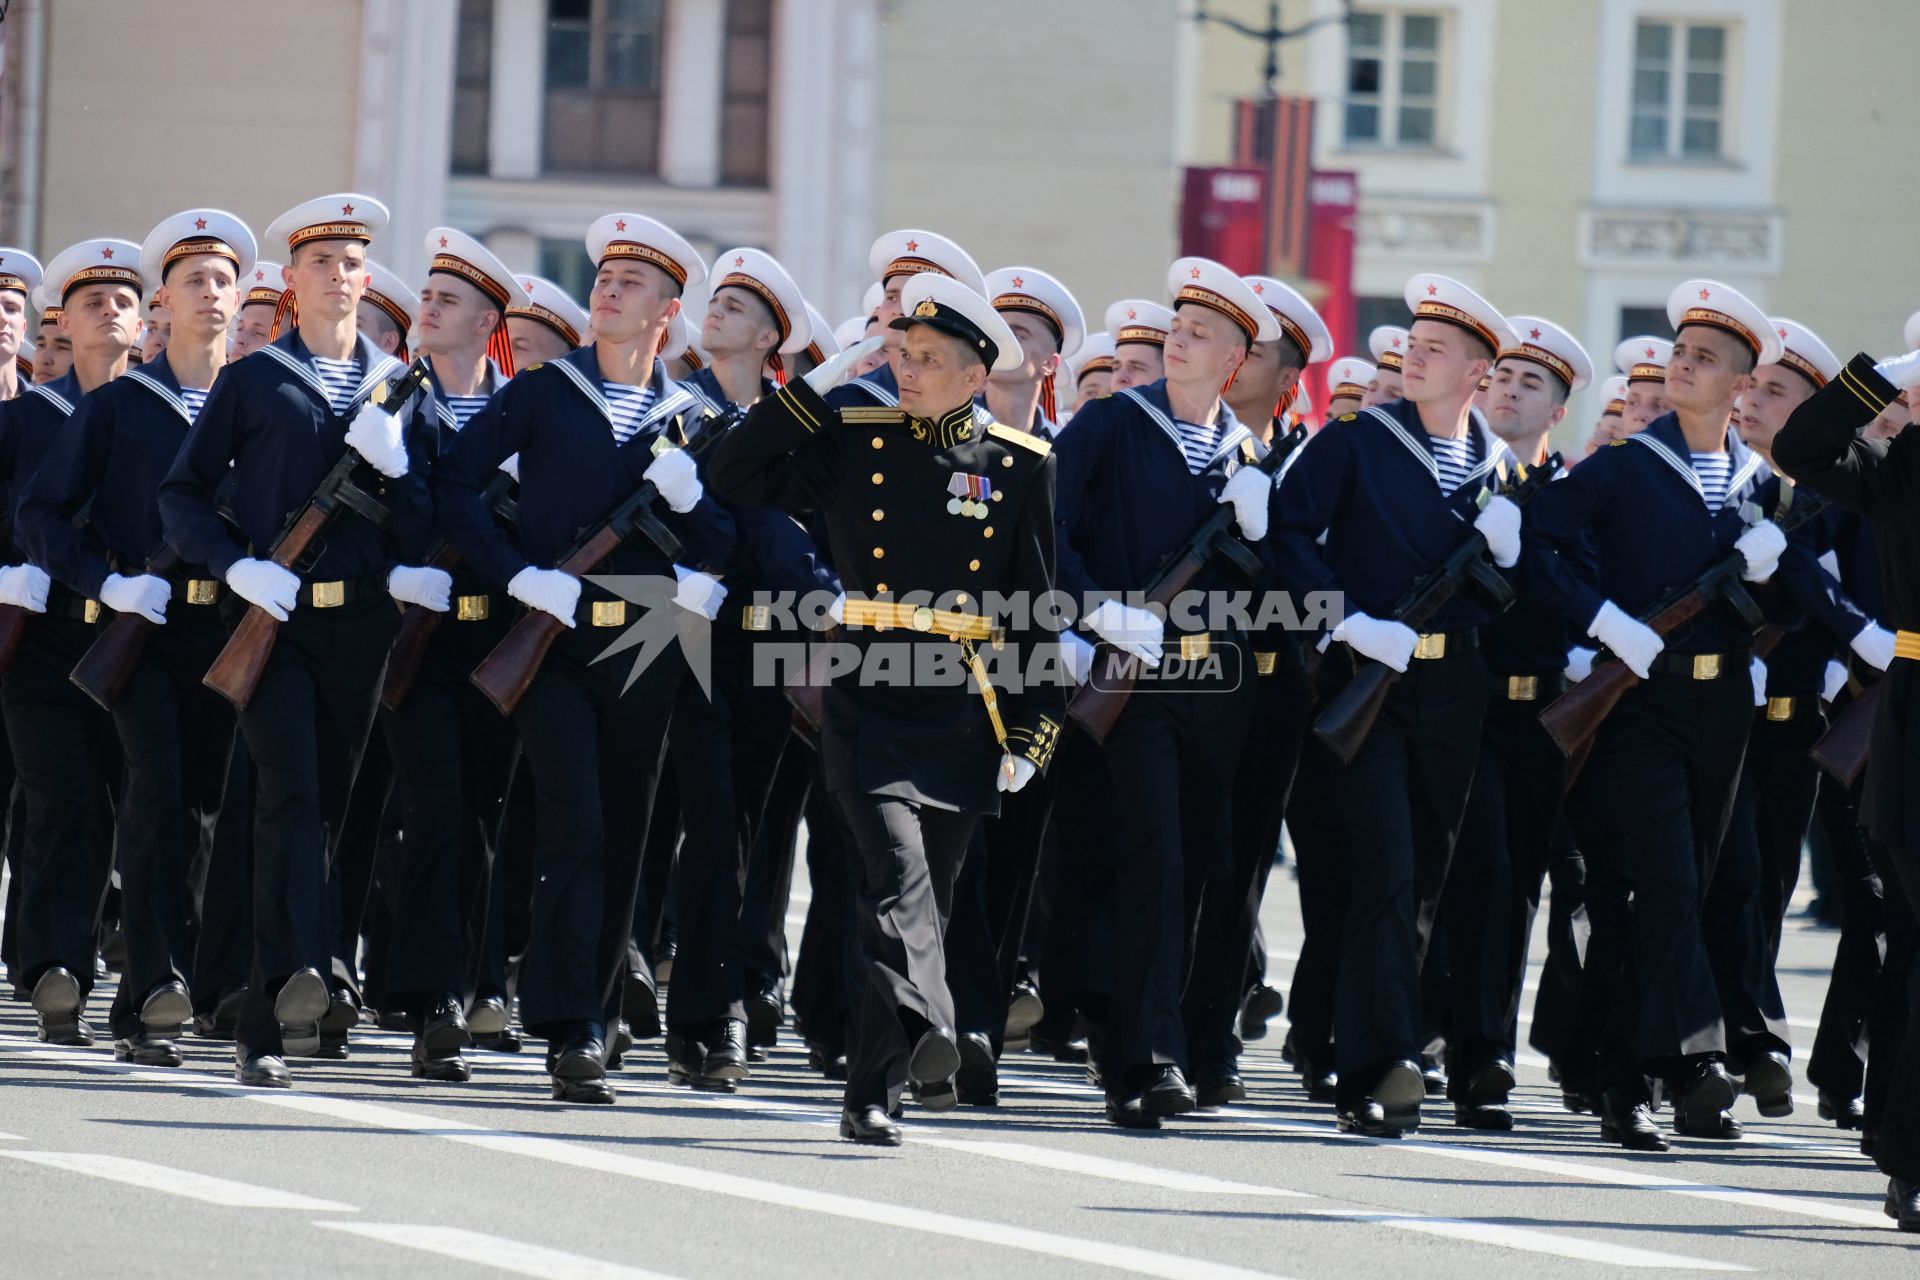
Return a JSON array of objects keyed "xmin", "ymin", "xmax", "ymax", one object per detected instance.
[
  {"xmin": 380, "ymin": 474, "xmax": 517, "ymax": 712},
  {"xmin": 1066, "ymin": 423, "xmax": 1307, "ymax": 745},
  {"xmin": 203, "ymin": 358, "xmax": 432, "ymax": 710},
  {"xmin": 69, "ymin": 547, "xmax": 182, "ymax": 710},
  {"xmin": 1312, "ymin": 454, "xmax": 1561, "ymax": 764},
  {"xmin": 1811, "ymin": 677, "xmax": 1882, "ymax": 787}
]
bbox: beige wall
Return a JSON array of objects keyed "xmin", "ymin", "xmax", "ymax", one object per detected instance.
[
  {"xmin": 31, "ymin": 0, "xmax": 364, "ymax": 259},
  {"xmin": 872, "ymin": 0, "xmax": 1184, "ymax": 328}
]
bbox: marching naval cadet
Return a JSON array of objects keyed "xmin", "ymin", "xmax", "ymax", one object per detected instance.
[
  {"xmin": 140, "ymin": 294, "xmax": 171, "ymax": 366},
  {"xmin": 17, "ymin": 210, "xmax": 258, "ymax": 1067},
  {"xmin": 1268, "ymin": 273, "xmax": 1524, "ymax": 1137},
  {"xmin": 0, "ymin": 237, "xmax": 144, "ymax": 1047},
  {"xmin": 505, "ymin": 274, "xmax": 589, "ymax": 369},
  {"xmin": 159, "ymin": 193, "xmax": 440, "ymax": 1088},
  {"xmin": 431, "ymin": 212, "xmax": 735, "ymax": 1105},
  {"xmin": 1771, "ymin": 334, "xmax": 1920, "ymax": 1233},
  {"xmin": 708, "ymin": 272, "xmax": 1062, "ymax": 1146},
  {"xmin": 0, "ymin": 248, "xmax": 41, "ymax": 401},
  {"xmin": 1435, "ymin": 316, "xmax": 1592, "ymax": 1129},
  {"xmin": 1364, "ymin": 324, "xmax": 1407, "ymax": 406},
  {"xmin": 1068, "ymin": 333, "xmax": 1117, "ymax": 404},
  {"xmin": 32, "ymin": 284, "xmax": 74, "ymax": 385},
  {"xmin": 230, "ymin": 260, "xmax": 285, "ymax": 359},
  {"xmin": 357, "ymin": 260, "xmax": 417, "ymax": 359},
  {"xmin": 1524, "ymin": 280, "xmax": 1792, "ymax": 1150},
  {"xmin": 1586, "ymin": 375, "xmax": 1629, "ymax": 454},
  {"xmin": 1053, "ymin": 258, "xmax": 1278, "ymax": 1127},
  {"xmin": 1104, "ymin": 299, "xmax": 1172, "ymax": 393},
  {"xmin": 1324, "ymin": 356, "xmax": 1375, "ymax": 421},
  {"xmin": 1616, "ymin": 336, "xmax": 1673, "ymax": 434}
]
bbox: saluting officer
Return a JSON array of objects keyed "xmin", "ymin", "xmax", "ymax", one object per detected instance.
[{"xmin": 708, "ymin": 272, "xmax": 1062, "ymax": 1146}]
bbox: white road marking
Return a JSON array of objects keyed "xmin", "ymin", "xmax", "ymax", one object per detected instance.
[
  {"xmin": 0, "ymin": 1132, "xmax": 22, "ymax": 1141},
  {"xmin": 316, "ymin": 1223, "xmax": 687, "ymax": 1280},
  {"xmin": 1302, "ymin": 1209, "xmax": 1750, "ymax": 1270},
  {"xmin": 0, "ymin": 1150, "xmax": 356, "ymax": 1210}
]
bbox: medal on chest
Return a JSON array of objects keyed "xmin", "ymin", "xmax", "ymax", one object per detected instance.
[{"xmin": 946, "ymin": 472, "xmax": 992, "ymax": 520}]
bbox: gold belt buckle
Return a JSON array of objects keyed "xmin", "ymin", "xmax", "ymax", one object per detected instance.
[
  {"xmin": 311, "ymin": 580, "xmax": 345, "ymax": 608},
  {"xmin": 456, "ymin": 594, "xmax": 490, "ymax": 622},
  {"xmin": 1179, "ymin": 633, "xmax": 1210, "ymax": 661},
  {"xmin": 185, "ymin": 579, "xmax": 219, "ymax": 605},
  {"xmin": 591, "ymin": 600, "xmax": 627, "ymax": 627},
  {"xmin": 1507, "ymin": 674, "xmax": 1538, "ymax": 701},
  {"xmin": 910, "ymin": 605, "xmax": 935, "ymax": 632},
  {"xmin": 82, "ymin": 599, "xmax": 101, "ymax": 624},
  {"xmin": 742, "ymin": 604, "xmax": 771, "ymax": 631},
  {"xmin": 1766, "ymin": 695, "xmax": 1795, "ymax": 721},
  {"xmin": 1254, "ymin": 651, "xmax": 1278, "ymax": 676},
  {"xmin": 1692, "ymin": 653, "xmax": 1721, "ymax": 681},
  {"xmin": 1413, "ymin": 633, "xmax": 1447, "ymax": 660}
]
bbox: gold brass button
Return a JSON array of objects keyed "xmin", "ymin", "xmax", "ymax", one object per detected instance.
[
  {"xmin": 992, "ymin": 491, "xmax": 1003, "ymax": 502},
  {"xmin": 871, "ymin": 509, "xmax": 884, "ymax": 521},
  {"xmin": 872, "ymin": 547, "xmax": 885, "ymax": 559},
  {"xmin": 1001, "ymin": 456, "xmax": 1013, "ymax": 468},
  {"xmin": 871, "ymin": 472, "xmax": 884, "ymax": 484},
  {"xmin": 871, "ymin": 436, "xmax": 884, "ymax": 448},
  {"xmin": 875, "ymin": 582, "xmax": 888, "ymax": 594},
  {"xmin": 954, "ymin": 593, "xmax": 969, "ymax": 606},
  {"xmin": 982, "ymin": 526, "xmax": 994, "ymax": 538},
  {"xmin": 968, "ymin": 559, "xmax": 980, "ymax": 571}
]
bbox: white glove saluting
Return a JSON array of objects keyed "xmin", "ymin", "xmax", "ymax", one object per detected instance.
[
  {"xmin": 644, "ymin": 447, "xmax": 704, "ymax": 514},
  {"xmin": 1333, "ymin": 610, "xmax": 1420, "ymax": 673},
  {"xmin": 1873, "ymin": 348, "xmax": 1920, "ymax": 391},
  {"xmin": 1473, "ymin": 494, "xmax": 1523, "ymax": 569},
  {"xmin": 99, "ymin": 572, "xmax": 171, "ymax": 625},
  {"xmin": 1734, "ymin": 519, "xmax": 1786, "ymax": 582},
  {"xmin": 1588, "ymin": 600, "xmax": 1663, "ymax": 679},
  {"xmin": 225, "ymin": 557, "xmax": 300, "ymax": 621},
  {"xmin": 998, "ymin": 754, "xmax": 1037, "ymax": 794},
  {"xmin": 508, "ymin": 566, "xmax": 580, "ymax": 628},
  {"xmin": 344, "ymin": 402, "xmax": 409, "ymax": 478},
  {"xmin": 803, "ymin": 336, "xmax": 885, "ymax": 395},
  {"xmin": 0, "ymin": 564, "xmax": 51, "ymax": 613},
  {"xmin": 672, "ymin": 566, "xmax": 727, "ymax": 621},
  {"xmin": 1218, "ymin": 466, "xmax": 1271, "ymax": 542},
  {"xmin": 1084, "ymin": 599, "xmax": 1164, "ymax": 668},
  {"xmin": 388, "ymin": 565, "xmax": 452, "ymax": 613},
  {"xmin": 1850, "ymin": 621, "xmax": 1896, "ymax": 672}
]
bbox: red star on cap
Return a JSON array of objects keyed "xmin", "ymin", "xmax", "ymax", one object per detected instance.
[
  {"xmin": 100, "ymin": 247, "xmax": 115, "ymax": 259},
  {"xmin": 1425, "ymin": 284, "xmax": 1438, "ymax": 296},
  {"xmin": 523, "ymin": 280, "xmax": 535, "ymax": 293},
  {"xmin": 1645, "ymin": 346, "xmax": 1656, "ymax": 358},
  {"xmin": 905, "ymin": 239, "xmax": 919, "ymax": 252},
  {"xmin": 254, "ymin": 270, "xmax": 265, "ymax": 282},
  {"xmin": 1698, "ymin": 287, "xmax": 1710, "ymax": 301},
  {"xmin": 1127, "ymin": 308, "xmax": 1138, "ymax": 320},
  {"xmin": 1778, "ymin": 326, "xmax": 1789, "ymax": 339},
  {"xmin": 1252, "ymin": 282, "xmax": 1264, "ymax": 294},
  {"xmin": 734, "ymin": 255, "xmax": 745, "ymax": 267},
  {"xmin": 1189, "ymin": 267, "xmax": 1202, "ymax": 280},
  {"xmin": 1392, "ymin": 337, "xmax": 1403, "ymax": 348},
  {"xmin": 194, "ymin": 217, "xmax": 208, "ymax": 231},
  {"xmin": 1011, "ymin": 275, "xmax": 1024, "ymax": 289},
  {"xmin": 439, "ymin": 236, "xmax": 449, "ymax": 248},
  {"xmin": 1529, "ymin": 328, "xmax": 1541, "ymax": 339},
  {"xmin": 614, "ymin": 219, "xmax": 627, "ymax": 232},
  {"xmin": 342, "ymin": 203, "xmax": 355, "ymax": 216}
]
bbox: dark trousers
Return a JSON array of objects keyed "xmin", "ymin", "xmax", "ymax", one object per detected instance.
[
  {"xmin": 233, "ymin": 596, "xmax": 396, "ymax": 1055},
  {"xmin": 835, "ymin": 792, "xmax": 974, "ymax": 1111},
  {"xmin": 328, "ymin": 728, "xmax": 394, "ymax": 1009},
  {"xmin": 1027, "ymin": 731, "xmax": 1114, "ymax": 1049},
  {"xmin": 790, "ymin": 754, "xmax": 858, "ymax": 1053},
  {"xmin": 380, "ymin": 615, "xmax": 517, "ymax": 1014},
  {"xmin": 1285, "ymin": 733, "xmax": 1345, "ymax": 1074},
  {"xmin": 1529, "ymin": 822, "xmax": 1592, "ymax": 1073},
  {"xmin": 510, "ymin": 626, "xmax": 682, "ymax": 1039},
  {"xmin": 1097, "ymin": 643, "xmax": 1256, "ymax": 1088},
  {"xmin": 1184, "ymin": 645, "xmax": 1311, "ymax": 1080},
  {"xmin": 1568, "ymin": 664, "xmax": 1750, "ymax": 1095},
  {"xmin": 1440, "ymin": 674, "xmax": 1569, "ymax": 1094},
  {"xmin": 105, "ymin": 607, "xmax": 233, "ymax": 1037},
  {"xmin": 741, "ymin": 728, "xmax": 811, "ymax": 988},
  {"xmin": 1, "ymin": 615, "xmax": 116, "ymax": 997},
  {"xmin": 1325, "ymin": 643, "xmax": 1488, "ymax": 1107},
  {"xmin": 1807, "ymin": 762, "xmax": 1881, "ymax": 1103},
  {"xmin": 1705, "ymin": 699, "xmax": 1822, "ymax": 1065},
  {"xmin": 947, "ymin": 768, "xmax": 1056, "ymax": 1050},
  {"xmin": 192, "ymin": 737, "xmax": 256, "ymax": 1016},
  {"xmin": 474, "ymin": 746, "xmax": 535, "ymax": 1006}
]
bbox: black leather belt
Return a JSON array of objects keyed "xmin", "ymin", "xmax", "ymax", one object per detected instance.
[
  {"xmin": 45, "ymin": 587, "xmax": 100, "ymax": 623},
  {"xmin": 1647, "ymin": 648, "xmax": 1749, "ymax": 680},
  {"xmin": 298, "ymin": 576, "xmax": 381, "ymax": 609}
]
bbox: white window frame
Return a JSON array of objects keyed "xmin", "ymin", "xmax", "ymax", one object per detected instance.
[
  {"xmin": 1343, "ymin": 8, "xmax": 1445, "ymax": 152},
  {"xmin": 1628, "ymin": 17, "xmax": 1731, "ymax": 163}
]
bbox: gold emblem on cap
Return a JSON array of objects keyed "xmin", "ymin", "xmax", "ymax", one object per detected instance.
[{"xmin": 913, "ymin": 298, "xmax": 939, "ymax": 318}]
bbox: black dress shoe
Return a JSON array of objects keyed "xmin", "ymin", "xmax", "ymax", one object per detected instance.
[
  {"xmin": 1196, "ymin": 1074, "xmax": 1247, "ymax": 1109},
  {"xmin": 1740, "ymin": 1050, "xmax": 1793, "ymax": 1117},
  {"xmin": 550, "ymin": 1032, "xmax": 613, "ymax": 1104},
  {"xmin": 1673, "ymin": 1062, "xmax": 1740, "ymax": 1138},
  {"xmin": 1104, "ymin": 1093, "xmax": 1161, "ymax": 1130},
  {"xmin": 1297, "ymin": 1055, "xmax": 1338, "ymax": 1103},
  {"xmin": 602, "ymin": 1018, "xmax": 632, "ymax": 1070},
  {"xmin": 467, "ymin": 995, "xmax": 509, "ymax": 1037},
  {"xmin": 373, "ymin": 1008, "xmax": 411, "ymax": 1032},
  {"xmin": 1673, "ymin": 1107, "xmax": 1743, "ymax": 1140},
  {"xmin": 1336, "ymin": 1100, "xmax": 1402, "ymax": 1138},
  {"xmin": 1138, "ymin": 1065, "xmax": 1197, "ymax": 1118},
  {"xmin": 411, "ymin": 1041, "xmax": 472, "ymax": 1082},
  {"xmin": 1817, "ymin": 1090, "xmax": 1864, "ymax": 1129},
  {"xmin": 746, "ymin": 980, "xmax": 782, "ymax": 1050},
  {"xmin": 1453, "ymin": 1102, "xmax": 1514, "ymax": 1130},
  {"xmin": 808, "ymin": 1041, "xmax": 848, "ymax": 1080},
  {"xmin": 1239, "ymin": 983, "xmax": 1284, "ymax": 1041},
  {"xmin": 907, "ymin": 1027, "xmax": 961, "ymax": 1087},
  {"xmin": 474, "ymin": 1026, "xmax": 523, "ymax": 1053},
  {"xmin": 956, "ymin": 1032, "xmax": 998, "ymax": 1105},
  {"xmin": 1885, "ymin": 1178, "xmax": 1920, "ymax": 1232},
  {"xmin": 1466, "ymin": 1057, "xmax": 1516, "ymax": 1106},
  {"xmin": 139, "ymin": 980, "xmax": 192, "ymax": 1033},
  {"xmin": 841, "ymin": 1105, "xmax": 902, "ymax": 1145},
  {"xmin": 1420, "ymin": 1055, "xmax": 1447, "ymax": 1097},
  {"xmin": 623, "ymin": 973, "xmax": 661, "ymax": 1040},
  {"xmin": 1599, "ymin": 1093, "xmax": 1668, "ymax": 1151},
  {"xmin": 652, "ymin": 939, "xmax": 676, "ymax": 986},
  {"xmin": 1028, "ymin": 1031, "xmax": 1089, "ymax": 1064},
  {"xmin": 1561, "ymin": 1088, "xmax": 1593, "ymax": 1114},
  {"xmin": 700, "ymin": 1020, "xmax": 751, "ymax": 1088},
  {"xmin": 1374, "ymin": 1060, "xmax": 1425, "ymax": 1129},
  {"xmin": 273, "ymin": 968, "xmax": 330, "ymax": 1027},
  {"xmin": 114, "ymin": 1033, "xmax": 183, "ymax": 1067},
  {"xmin": 236, "ymin": 1051, "xmax": 291, "ymax": 1088},
  {"xmin": 421, "ymin": 994, "xmax": 472, "ymax": 1055},
  {"xmin": 665, "ymin": 1028, "xmax": 706, "ymax": 1086},
  {"xmin": 1004, "ymin": 980, "xmax": 1045, "ymax": 1039},
  {"xmin": 911, "ymin": 1079, "xmax": 958, "ymax": 1112},
  {"xmin": 30, "ymin": 966, "xmax": 81, "ymax": 1019},
  {"xmin": 194, "ymin": 987, "xmax": 245, "ymax": 1041}
]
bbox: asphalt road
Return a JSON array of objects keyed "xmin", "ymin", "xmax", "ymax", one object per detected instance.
[{"xmin": 0, "ymin": 856, "xmax": 1912, "ymax": 1280}]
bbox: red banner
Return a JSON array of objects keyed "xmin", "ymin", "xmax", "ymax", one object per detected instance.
[
  {"xmin": 1305, "ymin": 170, "xmax": 1359, "ymax": 404},
  {"xmin": 1178, "ymin": 166, "xmax": 1269, "ymax": 274}
]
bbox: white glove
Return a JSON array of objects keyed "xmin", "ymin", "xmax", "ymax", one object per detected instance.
[
  {"xmin": 1750, "ymin": 656, "xmax": 1769, "ymax": 707},
  {"xmin": 507, "ymin": 566, "xmax": 580, "ymax": 628},
  {"xmin": 344, "ymin": 402, "xmax": 408, "ymax": 478},
  {"xmin": 803, "ymin": 336, "xmax": 885, "ymax": 395},
  {"xmin": 1061, "ymin": 631, "xmax": 1096, "ymax": 685},
  {"xmin": 1588, "ymin": 600, "xmax": 1664, "ymax": 680},
  {"xmin": 998, "ymin": 754, "xmax": 1037, "ymax": 794},
  {"xmin": 1873, "ymin": 348, "xmax": 1920, "ymax": 391},
  {"xmin": 99, "ymin": 572, "xmax": 170, "ymax": 625},
  {"xmin": 644, "ymin": 447, "xmax": 703, "ymax": 514},
  {"xmin": 225, "ymin": 557, "xmax": 299, "ymax": 621},
  {"xmin": 1218, "ymin": 466, "xmax": 1271, "ymax": 541},
  {"xmin": 1333, "ymin": 610, "xmax": 1420, "ymax": 673},
  {"xmin": 1473, "ymin": 494, "xmax": 1523, "ymax": 569},
  {"xmin": 1850, "ymin": 621, "xmax": 1896, "ymax": 672},
  {"xmin": 499, "ymin": 453, "xmax": 521, "ymax": 482},
  {"xmin": 387, "ymin": 565, "xmax": 452, "ymax": 613},
  {"xmin": 1822, "ymin": 660, "xmax": 1850, "ymax": 703},
  {"xmin": 1734, "ymin": 519, "xmax": 1786, "ymax": 582},
  {"xmin": 0, "ymin": 564, "xmax": 50, "ymax": 613},
  {"xmin": 1564, "ymin": 646, "xmax": 1596, "ymax": 683},
  {"xmin": 671, "ymin": 566, "xmax": 726, "ymax": 621},
  {"xmin": 1084, "ymin": 599, "xmax": 1163, "ymax": 668}
]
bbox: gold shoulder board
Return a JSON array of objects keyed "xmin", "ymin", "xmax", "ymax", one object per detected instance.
[
  {"xmin": 987, "ymin": 422, "xmax": 1051, "ymax": 455},
  {"xmin": 1338, "ymin": 412, "xmax": 1358, "ymax": 422}
]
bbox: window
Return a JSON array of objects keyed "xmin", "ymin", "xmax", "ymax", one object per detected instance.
[
  {"xmin": 1353, "ymin": 295, "xmax": 1410, "ymax": 356},
  {"xmin": 452, "ymin": 0, "xmax": 494, "ymax": 175},
  {"xmin": 539, "ymin": 238, "xmax": 597, "ymax": 307},
  {"xmin": 1629, "ymin": 20, "xmax": 1728, "ymax": 161},
  {"xmin": 1344, "ymin": 10, "xmax": 1442, "ymax": 149},
  {"xmin": 1617, "ymin": 305, "xmax": 1675, "ymax": 344},
  {"xmin": 543, "ymin": 0, "xmax": 665, "ymax": 176},
  {"xmin": 720, "ymin": 0, "xmax": 774, "ymax": 187}
]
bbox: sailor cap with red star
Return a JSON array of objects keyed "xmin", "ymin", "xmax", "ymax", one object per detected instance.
[
  {"xmin": 424, "ymin": 227, "xmax": 519, "ymax": 311},
  {"xmin": 1369, "ymin": 324, "xmax": 1409, "ymax": 371},
  {"xmin": 241, "ymin": 261, "xmax": 286, "ymax": 309},
  {"xmin": 1404, "ymin": 274, "xmax": 1515, "ymax": 355},
  {"xmin": 361, "ymin": 260, "xmax": 418, "ymax": 333},
  {"xmin": 1666, "ymin": 279, "xmax": 1782, "ymax": 367},
  {"xmin": 866, "ymin": 229, "xmax": 986, "ymax": 296},
  {"xmin": 508, "ymin": 274, "xmax": 589, "ymax": 349},
  {"xmin": 1614, "ymin": 336, "xmax": 1673, "ymax": 384},
  {"xmin": 0, "ymin": 248, "xmax": 43, "ymax": 301},
  {"xmin": 1767, "ymin": 317, "xmax": 1840, "ymax": 388},
  {"xmin": 1498, "ymin": 315, "xmax": 1594, "ymax": 393},
  {"xmin": 710, "ymin": 247, "xmax": 811, "ymax": 354},
  {"xmin": 1104, "ymin": 299, "xmax": 1175, "ymax": 347},
  {"xmin": 43, "ymin": 239, "xmax": 144, "ymax": 303},
  {"xmin": 1169, "ymin": 257, "xmax": 1279, "ymax": 344},
  {"xmin": 985, "ymin": 266, "xmax": 1086, "ymax": 358},
  {"xmin": 586, "ymin": 213, "xmax": 707, "ymax": 294},
  {"xmin": 1326, "ymin": 357, "xmax": 1376, "ymax": 401},
  {"xmin": 264, "ymin": 193, "xmax": 388, "ymax": 252},
  {"xmin": 1599, "ymin": 375, "xmax": 1628, "ymax": 417},
  {"xmin": 1242, "ymin": 275, "xmax": 1333, "ymax": 363},
  {"xmin": 1070, "ymin": 332, "xmax": 1118, "ymax": 382}
]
